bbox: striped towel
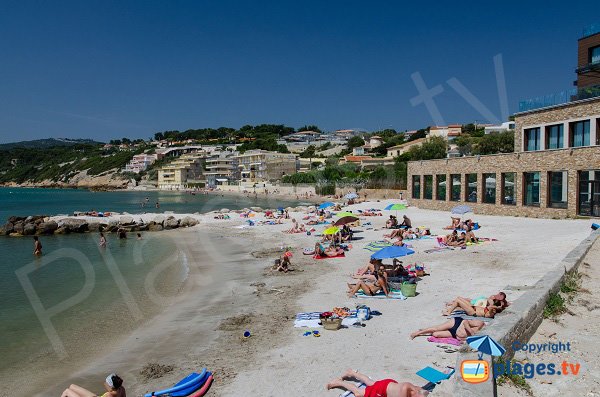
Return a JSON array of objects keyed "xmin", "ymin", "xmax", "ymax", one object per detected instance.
[
  {"xmin": 340, "ymin": 382, "xmax": 366, "ymax": 397},
  {"xmin": 363, "ymin": 240, "xmax": 392, "ymax": 252}
]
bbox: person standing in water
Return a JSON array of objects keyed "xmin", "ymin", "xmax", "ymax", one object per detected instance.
[
  {"xmin": 99, "ymin": 232, "xmax": 107, "ymax": 248},
  {"xmin": 155, "ymin": 200, "xmax": 160, "ymax": 209},
  {"xmin": 33, "ymin": 236, "xmax": 42, "ymax": 256}
]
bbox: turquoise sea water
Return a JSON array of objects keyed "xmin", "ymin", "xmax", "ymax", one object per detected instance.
[{"xmin": 0, "ymin": 187, "xmax": 302, "ymax": 379}]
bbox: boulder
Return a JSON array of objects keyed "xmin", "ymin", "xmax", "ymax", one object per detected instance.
[
  {"xmin": 87, "ymin": 222, "xmax": 104, "ymax": 232},
  {"xmin": 153, "ymin": 215, "xmax": 166, "ymax": 225},
  {"xmin": 2, "ymin": 222, "xmax": 14, "ymax": 235},
  {"xmin": 38, "ymin": 221, "xmax": 58, "ymax": 235},
  {"xmin": 250, "ymin": 207, "xmax": 263, "ymax": 212},
  {"xmin": 180, "ymin": 216, "xmax": 199, "ymax": 227},
  {"xmin": 220, "ymin": 208, "xmax": 230, "ymax": 213},
  {"xmin": 54, "ymin": 226, "xmax": 69, "ymax": 235},
  {"xmin": 13, "ymin": 222, "xmax": 24, "ymax": 235},
  {"xmin": 119, "ymin": 215, "xmax": 134, "ymax": 225},
  {"xmin": 148, "ymin": 223, "xmax": 163, "ymax": 232},
  {"xmin": 138, "ymin": 223, "xmax": 149, "ymax": 231},
  {"xmin": 164, "ymin": 217, "xmax": 179, "ymax": 230},
  {"xmin": 23, "ymin": 223, "xmax": 37, "ymax": 235},
  {"xmin": 8, "ymin": 216, "xmax": 26, "ymax": 224},
  {"xmin": 61, "ymin": 218, "xmax": 88, "ymax": 233}
]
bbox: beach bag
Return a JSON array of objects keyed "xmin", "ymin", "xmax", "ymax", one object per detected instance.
[{"xmin": 400, "ymin": 282, "xmax": 417, "ymax": 297}]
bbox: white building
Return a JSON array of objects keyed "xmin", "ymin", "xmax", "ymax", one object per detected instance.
[
  {"xmin": 123, "ymin": 153, "xmax": 158, "ymax": 173},
  {"xmin": 484, "ymin": 121, "xmax": 516, "ymax": 134}
]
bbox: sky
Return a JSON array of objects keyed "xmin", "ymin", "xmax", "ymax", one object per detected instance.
[{"xmin": 0, "ymin": 1, "xmax": 597, "ymax": 143}]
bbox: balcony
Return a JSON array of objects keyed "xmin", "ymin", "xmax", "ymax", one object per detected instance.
[{"xmin": 518, "ymin": 86, "xmax": 600, "ymax": 112}]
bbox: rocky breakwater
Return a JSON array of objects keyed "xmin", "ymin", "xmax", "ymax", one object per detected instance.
[{"xmin": 0, "ymin": 214, "xmax": 200, "ymax": 236}]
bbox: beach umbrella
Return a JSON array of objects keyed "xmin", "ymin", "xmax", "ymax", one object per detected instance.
[
  {"xmin": 370, "ymin": 245, "xmax": 415, "ymax": 260},
  {"xmin": 335, "ymin": 211, "xmax": 355, "ymax": 217},
  {"xmin": 451, "ymin": 205, "xmax": 472, "ymax": 215},
  {"xmin": 344, "ymin": 192, "xmax": 359, "ymax": 199},
  {"xmin": 334, "ymin": 216, "xmax": 359, "ymax": 226},
  {"xmin": 277, "ymin": 207, "xmax": 285, "ymax": 212},
  {"xmin": 467, "ymin": 335, "xmax": 506, "ymax": 357},
  {"xmin": 384, "ymin": 203, "xmax": 407, "ymax": 217},
  {"xmin": 323, "ymin": 226, "xmax": 340, "ymax": 235},
  {"xmin": 318, "ymin": 202, "xmax": 335, "ymax": 210}
]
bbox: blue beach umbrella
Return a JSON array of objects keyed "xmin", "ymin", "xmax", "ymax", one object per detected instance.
[
  {"xmin": 451, "ymin": 205, "xmax": 472, "ymax": 215},
  {"xmin": 370, "ymin": 245, "xmax": 415, "ymax": 260},
  {"xmin": 319, "ymin": 202, "xmax": 335, "ymax": 210},
  {"xmin": 344, "ymin": 192, "xmax": 359, "ymax": 199},
  {"xmin": 467, "ymin": 335, "xmax": 506, "ymax": 358},
  {"xmin": 277, "ymin": 207, "xmax": 285, "ymax": 212}
]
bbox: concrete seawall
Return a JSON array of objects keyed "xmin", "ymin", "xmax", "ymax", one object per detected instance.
[{"xmin": 453, "ymin": 229, "xmax": 600, "ymax": 396}]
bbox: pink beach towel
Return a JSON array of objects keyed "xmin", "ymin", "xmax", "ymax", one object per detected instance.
[{"xmin": 427, "ymin": 336, "xmax": 462, "ymax": 346}]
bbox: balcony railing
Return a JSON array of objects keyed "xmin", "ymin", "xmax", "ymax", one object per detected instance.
[{"xmin": 518, "ymin": 86, "xmax": 600, "ymax": 112}]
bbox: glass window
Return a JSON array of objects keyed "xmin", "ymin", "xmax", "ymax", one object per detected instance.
[
  {"xmin": 570, "ymin": 120, "xmax": 590, "ymax": 147},
  {"xmin": 483, "ymin": 173, "xmax": 496, "ymax": 204},
  {"xmin": 424, "ymin": 175, "xmax": 433, "ymax": 200},
  {"xmin": 548, "ymin": 171, "xmax": 568, "ymax": 209},
  {"xmin": 502, "ymin": 173, "xmax": 516, "ymax": 205},
  {"xmin": 578, "ymin": 170, "xmax": 600, "ymax": 217},
  {"xmin": 524, "ymin": 172, "xmax": 540, "ymax": 206},
  {"xmin": 450, "ymin": 174, "xmax": 461, "ymax": 201},
  {"xmin": 545, "ymin": 124, "xmax": 563, "ymax": 149},
  {"xmin": 591, "ymin": 45, "xmax": 600, "ymax": 64},
  {"xmin": 412, "ymin": 175, "xmax": 421, "ymax": 199},
  {"xmin": 524, "ymin": 127, "xmax": 540, "ymax": 151},
  {"xmin": 466, "ymin": 174, "xmax": 477, "ymax": 202},
  {"xmin": 436, "ymin": 174, "xmax": 446, "ymax": 200}
]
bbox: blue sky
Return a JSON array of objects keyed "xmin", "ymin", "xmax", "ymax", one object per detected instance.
[{"xmin": 0, "ymin": 1, "xmax": 597, "ymax": 143}]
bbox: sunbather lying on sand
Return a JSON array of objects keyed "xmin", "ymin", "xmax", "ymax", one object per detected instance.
[
  {"xmin": 61, "ymin": 374, "xmax": 125, "ymax": 397},
  {"xmin": 326, "ymin": 369, "xmax": 428, "ymax": 397},
  {"xmin": 315, "ymin": 243, "xmax": 345, "ymax": 258},
  {"xmin": 444, "ymin": 217, "xmax": 461, "ymax": 230},
  {"xmin": 410, "ymin": 318, "xmax": 485, "ymax": 340},
  {"xmin": 446, "ymin": 293, "xmax": 508, "ymax": 313},
  {"xmin": 442, "ymin": 298, "xmax": 497, "ymax": 318}
]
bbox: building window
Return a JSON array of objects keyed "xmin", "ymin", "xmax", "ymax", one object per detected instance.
[
  {"xmin": 483, "ymin": 173, "xmax": 496, "ymax": 204},
  {"xmin": 524, "ymin": 127, "xmax": 540, "ymax": 151},
  {"xmin": 569, "ymin": 120, "xmax": 590, "ymax": 147},
  {"xmin": 523, "ymin": 172, "xmax": 540, "ymax": 206},
  {"xmin": 466, "ymin": 174, "xmax": 477, "ymax": 202},
  {"xmin": 578, "ymin": 170, "xmax": 600, "ymax": 217},
  {"xmin": 545, "ymin": 124, "xmax": 563, "ymax": 149},
  {"xmin": 590, "ymin": 45, "xmax": 600, "ymax": 65},
  {"xmin": 424, "ymin": 175, "xmax": 433, "ymax": 200},
  {"xmin": 548, "ymin": 171, "xmax": 568, "ymax": 209},
  {"xmin": 412, "ymin": 175, "xmax": 421, "ymax": 199},
  {"xmin": 436, "ymin": 174, "xmax": 446, "ymax": 200},
  {"xmin": 501, "ymin": 173, "xmax": 516, "ymax": 205},
  {"xmin": 450, "ymin": 174, "xmax": 461, "ymax": 201}
]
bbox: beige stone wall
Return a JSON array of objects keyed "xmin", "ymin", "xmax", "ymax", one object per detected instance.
[
  {"xmin": 515, "ymin": 98, "xmax": 600, "ymax": 152},
  {"xmin": 407, "ymin": 146, "xmax": 600, "ymax": 218}
]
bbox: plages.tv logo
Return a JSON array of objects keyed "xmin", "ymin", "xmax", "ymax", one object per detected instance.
[{"xmin": 460, "ymin": 335, "xmax": 505, "ymax": 384}]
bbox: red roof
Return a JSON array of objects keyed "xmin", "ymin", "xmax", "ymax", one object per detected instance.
[{"xmin": 344, "ymin": 155, "xmax": 373, "ymax": 163}]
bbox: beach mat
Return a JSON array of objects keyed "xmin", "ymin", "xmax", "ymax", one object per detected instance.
[
  {"xmin": 354, "ymin": 290, "xmax": 406, "ymax": 300},
  {"xmin": 314, "ymin": 253, "xmax": 346, "ymax": 259},
  {"xmin": 363, "ymin": 240, "xmax": 392, "ymax": 252}
]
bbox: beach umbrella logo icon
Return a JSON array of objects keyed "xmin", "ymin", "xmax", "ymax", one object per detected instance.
[{"xmin": 460, "ymin": 335, "xmax": 506, "ymax": 384}]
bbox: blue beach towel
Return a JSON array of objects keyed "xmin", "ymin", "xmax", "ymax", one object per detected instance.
[{"xmin": 354, "ymin": 290, "xmax": 406, "ymax": 300}]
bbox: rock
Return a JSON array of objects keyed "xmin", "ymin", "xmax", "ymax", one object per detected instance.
[
  {"xmin": 153, "ymin": 215, "xmax": 166, "ymax": 225},
  {"xmin": 13, "ymin": 222, "xmax": 24, "ymax": 235},
  {"xmin": 8, "ymin": 216, "xmax": 26, "ymax": 223},
  {"xmin": 250, "ymin": 207, "xmax": 263, "ymax": 212},
  {"xmin": 60, "ymin": 218, "xmax": 89, "ymax": 233},
  {"xmin": 220, "ymin": 208, "xmax": 230, "ymax": 213},
  {"xmin": 138, "ymin": 223, "xmax": 149, "ymax": 231},
  {"xmin": 180, "ymin": 216, "xmax": 199, "ymax": 227},
  {"xmin": 87, "ymin": 222, "xmax": 104, "ymax": 232},
  {"xmin": 119, "ymin": 215, "xmax": 134, "ymax": 225},
  {"xmin": 148, "ymin": 224, "xmax": 163, "ymax": 231},
  {"xmin": 23, "ymin": 223, "xmax": 36, "ymax": 235},
  {"xmin": 38, "ymin": 221, "xmax": 58, "ymax": 235},
  {"xmin": 54, "ymin": 226, "xmax": 69, "ymax": 235},
  {"xmin": 164, "ymin": 217, "xmax": 179, "ymax": 229},
  {"xmin": 2, "ymin": 222, "xmax": 14, "ymax": 235}
]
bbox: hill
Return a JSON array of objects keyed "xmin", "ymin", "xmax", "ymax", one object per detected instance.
[{"xmin": 0, "ymin": 138, "xmax": 102, "ymax": 151}]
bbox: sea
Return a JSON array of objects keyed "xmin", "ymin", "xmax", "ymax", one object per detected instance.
[{"xmin": 0, "ymin": 187, "xmax": 303, "ymax": 384}]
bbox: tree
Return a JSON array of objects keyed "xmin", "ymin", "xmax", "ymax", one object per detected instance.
[
  {"xmin": 346, "ymin": 136, "xmax": 365, "ymax": 150},
  {"xmin": 408, "ymin": 136, "xmax": 447, "ymax": 160},
  {"xmin": 475, "ymin": 131, "xmax": 514, "ymax": 155},
  {"xmin": 154, "ymin": 132, "xmax": 165, "ymax": 141},
  {"xmin": 407, "ymin": 129, "xmax": 427, "ymax": 142},
  {"xmin": 299, "ymin": 145, "xmax": 317, "ymax": 158},
  {"xmin": 297, "ymin": 125, "xmax": 322, "ymax": 133}
]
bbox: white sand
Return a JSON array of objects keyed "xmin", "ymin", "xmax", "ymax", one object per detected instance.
[{"xmin": 216, "ymin": 200, "xmax": 592, "ymax": 396}]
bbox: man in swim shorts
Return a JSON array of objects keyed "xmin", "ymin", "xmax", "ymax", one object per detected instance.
[{"xmin": 326, "ymin": 369, "xmax": 428, "ymax": 397}]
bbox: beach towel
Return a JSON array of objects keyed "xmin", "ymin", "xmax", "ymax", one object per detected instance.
[
  {"xmin": 427, "ymin": 336, "xmax": 462, "ymax": 346},
  {"xmin": 339, "ymin": 382, "xmax": 366, "ymax": 397},
  {"xmin": 294, "ymin": 311, "xmax": 359, "ymax": 328},
  {"xmin": 354, "ymin": 290, "xmax": 406, "ymax": 300},
  {"xmin": 424, "ymin": 246, "xmax": 453, "ymax": 254},
  {"xmin": 363, "ymin": 240, "xmax": 392, "ymax": 252},
  {"xmin": 417, "ymin": 366, "xmax": 456, "ymax": 383}
]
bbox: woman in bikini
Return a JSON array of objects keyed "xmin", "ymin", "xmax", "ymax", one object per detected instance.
[
  {"xmin": 410, "ymin": 317, "xmax": 485, "ymax": 340},
  {"xmin": 61, "ymin": 374, "xmax": 126, "ymax": 397},
  {"xmin": 442, "ymin": 298, "xmax": 498, "ymax": 318},
  {"xmin": 347, "ymin": 266, "xmax": 389, "ymax": 297},
  {"xmin": 326, "ymin": 369, "xmax": 428, "ymax": 397}
]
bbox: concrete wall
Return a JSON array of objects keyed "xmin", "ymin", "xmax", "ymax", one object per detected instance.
[{"xmin": 407, "ymin": 146, "xmax": 600, "ymax": 218}]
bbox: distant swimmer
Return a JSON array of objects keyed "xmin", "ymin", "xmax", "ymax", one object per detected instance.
[
  {"xmin": 99, "ymin": 232, "xmax": 107, "ymax": 248},
  {"xmin": 118, "ymin": 229, "xmax": 127, "ymax": 239},
  {"xmin": 136, "ymin": 233, "xmax": 142, "ymax": 240},
  {"xmin": 155, "ymin": 201, "xmax": 160, "ymax": 208},
  {"xmin": 33, "ymin": 236, "xmax": 42, "ymax": 256}
]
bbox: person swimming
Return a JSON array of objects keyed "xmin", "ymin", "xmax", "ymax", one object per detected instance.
[{"xmin": 33, "ymin": 236, "xmax": 42, "ymax": 256}]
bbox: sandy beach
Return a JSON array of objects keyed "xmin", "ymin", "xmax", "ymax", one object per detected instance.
[{"xmin": 23, "ymin": 199, "xmax": 595, "ymax": 397}]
